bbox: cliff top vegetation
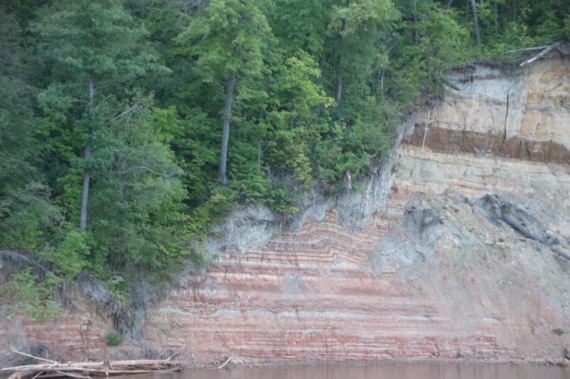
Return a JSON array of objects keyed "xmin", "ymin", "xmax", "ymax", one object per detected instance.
[{"xmin": 0, "ymin": 0, "xmax": 569, "ymax": 321}]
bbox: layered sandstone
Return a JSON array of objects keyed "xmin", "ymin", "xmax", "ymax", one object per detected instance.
[
  {"xmin": 2, "ymin": 55, "xmax": 570, "ymax": 366},
  {"xmin": 406, "ymin": 58, "xmax": 570, "ymax": 164}
]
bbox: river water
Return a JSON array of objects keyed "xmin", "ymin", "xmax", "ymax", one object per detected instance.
[{"xmin": 134, "ymin": 362, "xmax": 570, "ymax": 379}]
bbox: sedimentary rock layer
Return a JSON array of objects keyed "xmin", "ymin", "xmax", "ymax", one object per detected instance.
[
  {"xmin": 144, "ymin": 210, "xmax": 509, "ymax": 363},
  {"xmin": 2, "ymin": 55, "xmax": 570, "ymax": 366},
  {"xmin": 142, "ymin": 55, "xmax": 570, "ymax": 364},
  {"xmin": 406, "ymin": 56, "xmax": 570, "ymax": 164}
]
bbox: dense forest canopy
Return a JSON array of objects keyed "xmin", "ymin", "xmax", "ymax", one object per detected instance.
[{"xmin": 0, "ymin": 0, "xmax": 568, "ymax": 319}]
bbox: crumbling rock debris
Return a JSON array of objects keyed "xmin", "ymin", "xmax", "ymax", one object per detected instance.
[{"xmin": 475, "ymin": 194, "xmax": 570, "ymax": 261}]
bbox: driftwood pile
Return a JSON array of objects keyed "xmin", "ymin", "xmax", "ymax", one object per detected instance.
[{"xmin": 1, "ymin": 350, "xmax": 184, "ymax": 379}]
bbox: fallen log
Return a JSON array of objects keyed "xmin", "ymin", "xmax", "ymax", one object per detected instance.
[
  {"xmin": 53, "ymin": 372, "xmax": 89, "ymax": 379},
  {"xmin": 519, "ymin": 43, "xmax": 558, "ymax": 67},
  {"xmin": 502, "ymin": 41, "xmax": 570, "ymax": 67},
  {"xmin": 9, "ymin": 351, "xmax": 57, "ymax": 365},
  {"xmin": 2, "ymin": 351, "xmax": 184, "ymax": 379},
  {"xmin": 217, "ymin": 357, "xmax": 231, "ymax": 370},
  {"xmin": 6, "ymin": 370, "xmax": 36, "ymax": 379}
]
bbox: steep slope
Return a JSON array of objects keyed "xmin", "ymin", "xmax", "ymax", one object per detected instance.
[
  {"xmin": 143, "ymin": 55, "xmax": 570, "ymax": 364},
  {"xmin": 2, "ymin": 55, "xmax": 570, "ymax": 366}
]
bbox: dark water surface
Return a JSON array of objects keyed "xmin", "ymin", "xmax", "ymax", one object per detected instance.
[{"xmin": 136, "ymin": 363, "xmax": 570, "ymax": 379}]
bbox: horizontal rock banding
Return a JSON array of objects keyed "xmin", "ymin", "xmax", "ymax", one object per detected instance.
[
  {"xmin": 144, "ymin": 208, "xmax": 515, "ymax": 363},
  {"xmin": 3, "ymin": 56, "xmax": 570, "ymax": 367},
  {"xmin": 403, "ymin": 126, "xmax": 570, "ymax": 165}
]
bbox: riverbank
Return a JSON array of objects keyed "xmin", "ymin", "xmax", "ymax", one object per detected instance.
[{"xmin": 2, "ymin": 55, "xmax": 570, "ymax": 368}]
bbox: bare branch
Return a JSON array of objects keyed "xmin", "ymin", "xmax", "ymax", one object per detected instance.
[
  {"xmin": 113, "ymin": 103, "xmax": 146, "ymax": 122},
  {"xmin": 520, "ymin": 44, "xmax": 557, "ymax": 67},
  {"xmin": 10, "ymin": 349, "xmax": 58, "ymax": 365},
  {"xmin": 217, "ymin": 357, "xmax": 231, "ymax": 370},
  {"xmin": 503, "ymin": 41, "xmax": 568, "ymax": 67},
  {"xmin": 0, "ymin": 250, "xmax": 47, "ymax": 273},
  {"xmin": 503, "ymin": 45, "xmax": 550, "ymax": 54},
  {"xmin": 101, "ymin": 103, "xmax": 146, "ymax": 128}
]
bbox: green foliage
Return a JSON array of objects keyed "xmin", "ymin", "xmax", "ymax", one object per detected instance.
[
  {"xmin": 104, "ymin": 331, "xmax": 123, "ymax": 346},
  {"xmin": 175, "ymin": 0, "xmax": 274, "ymax": 184},
  {"xmin": 270, "ymin": 0, "xmax": 330, "ymax": 56},
  {"xmin": 323, "ymin": 0, "xmax": 398, "ymax": 111},
  {"xmin": 388, "ymin": 0, "xmax": 470, "ymax": 104},
  {"xmin": 0, "ymin": 0, "xmax": 566, "ymax": 318},
  {"xmin": 31, "ymin": 0, "xmax": 168, "ymax": 83},
  {"xmin": 43, "ymin": 230, "xmax": 89, "ymax": 280},
  {"xmin": 27, "ymin": 0, "xmax": 189, "ymax": 278},
  {"xmin": 2, "ymin": 0, "xmax": 50, "ymax": 25},
  {"xmin": 0, "ymin": 8, "xmax": 61, "ymax": 252},
  {"xmin": 176, "ymin": 0, "xmax": 272, "ymax": 81},
  {"xmin": 0, "ymin": 269, "xmax": 63, "ymax": 323},
  {"xmin": 0, "ymin": 182, "xmax": 62, "ymax": 251},
  {"xmin": 442, "ymin": 0, "xmax": 570, "ymax": 49},
  {"xmin": 187, "ymin": 186, "xmax": 237, "ymax": 238},
  {"xmin": 83, "ymin": 104, "xmax": 190, "ymax": 274}
]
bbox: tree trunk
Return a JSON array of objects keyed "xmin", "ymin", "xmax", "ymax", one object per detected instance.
[
  {"xmin": 413, "ymin": 0, "xmax": 419, "ymax": 43},
  {"xmin": 469, "ymin": 0, "xmax": 481, "ymax": 45},
  {"xmin": 334, "ymin": 54, "xmax": 342, "ymax": 104},
  {"xmin": 79, "ymin": 77, "xmax": 95, "ymax": 230},
  {"xmin": 79, "ymin": 149, "xmax": 90, "ymax": 231},
  {"xmin": 445, "ymin": 0, "xmax": 453, "ymax": 13},
  {"xmin": 218, "ymin": 70, "xmax": 236, "ymax": 185},
  {"xmin": 493, "ymin": 1, "xmax": 498, "ymax": 36},
  {"xmin": 334, "ymin": 18, "xmax": 347, "ymax": 105}
]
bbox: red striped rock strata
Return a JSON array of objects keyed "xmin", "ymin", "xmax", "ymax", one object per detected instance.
[
  {"xmin": 143, "ymin": 210, "xmax": 509, "ymax": 363},
  {"xmin": 2, "ymin": 55, "xmax": 570, "ymax": 366}
]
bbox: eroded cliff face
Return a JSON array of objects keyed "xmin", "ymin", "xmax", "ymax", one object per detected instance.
[
  {"xmin": 2, "ymin": 55, "xmax": 570, "ymax": 366},
  {"xmin": 406, "ymin": 60, "xmax": 570, "ymax": 164}
]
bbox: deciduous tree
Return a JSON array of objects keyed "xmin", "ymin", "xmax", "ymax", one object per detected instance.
[
  {"xmin": 32, "ymin": 0, "xmax": 167, "ymax": 230},
  {"xmin": 176, "ymin": 0, "xmax": 273, "ymax": 185}
]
